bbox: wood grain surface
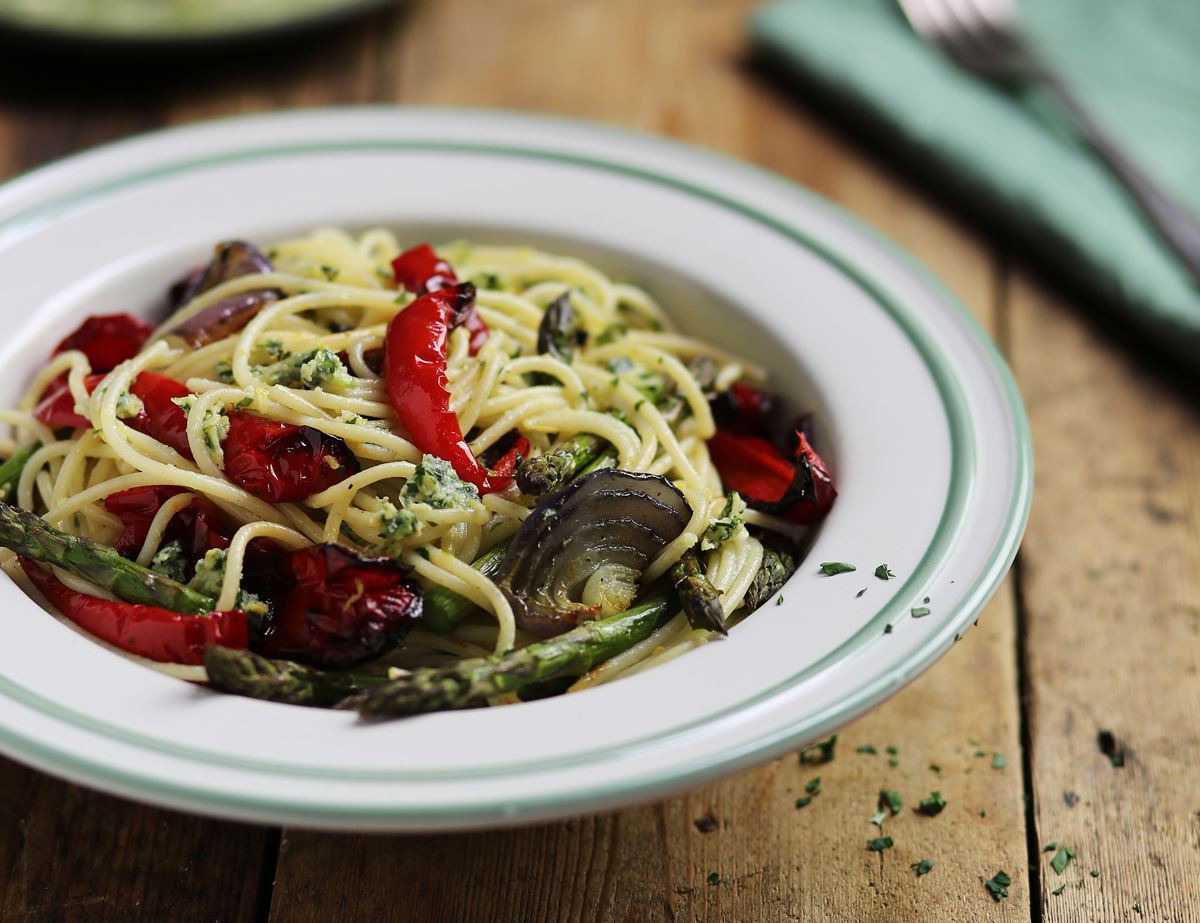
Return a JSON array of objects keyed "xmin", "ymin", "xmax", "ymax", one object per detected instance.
[{"xmin": 0, "ymin": 0, "xmax": 1192, "ymax": 920}]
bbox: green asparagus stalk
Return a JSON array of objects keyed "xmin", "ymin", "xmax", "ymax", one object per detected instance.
[
  {"xmin": 0, "ymin": 502, "xmax": 215, "ymax": 614},
  {"xmin": 354, "ymin": 596, "xmax": 673, "ymax": 718},
  {"xmin": 422, "ymin": 540, "xmax": 511, "ymax": 635},
  {"xmin": 670, "ymin": 550, "xmax": 727, "ymax": 635},
  {"xmin": 516, "ymin": 432, "xmax": 608, "ymax": 496},
  {"xmin": 742, "ymin": 545, "xmax": 798, "ymax": 612},
  {"xmin": 0, "ymin": 444, "xmax": 37, "ymax": 502},
  {"xmin": 204, "ymin": 647, "xmax": 388, "ymax": 707}
]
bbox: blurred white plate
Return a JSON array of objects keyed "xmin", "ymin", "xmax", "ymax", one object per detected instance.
[{"xmin": 0, "ymin": 109, "xmax": 1030, "ymax": 830}]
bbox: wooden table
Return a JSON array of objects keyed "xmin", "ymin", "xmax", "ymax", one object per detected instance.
[{"xmin": 1, "ymin": 1, "xmax": 1196, "ymax": 920}]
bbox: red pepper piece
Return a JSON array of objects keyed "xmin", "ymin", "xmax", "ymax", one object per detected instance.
[
  {"xmin": 52, "ymin": 313, "xmax": 154, "ymax": 373},
  {"xmin": 490, "ymin": 435, "xmax": 530, "ymax": 479},
  {"xmin": 104, "ymin": 485, "xmax": 231, "ymax": 562},
  {"xmin": 34, "ymin": 373, "xmax": 104, "ymax": 430},
  {"xmin": 20, "ymin": 558, "xmax": 247, "ymax": 665},
  {"xmin": 33, "ymin": 371, "xmax": 192, "ymax": 460},
  {"xmin": 222, "ymin": 411, "xmax": 359, "ymax": 503},
  {"xmin": 256, "ymin": 544, "xmax": 422, "ymax": 667},
  {"xmin": 391, "ymin": 243, "xmax": 488, "ymax": 355},
  {"xmin": 392, "ymin": 243, "xmax": 458, "ymax": 294},
  {"xmin": 384, "ymin": 283, "xmax": 511, "ymax": 493},
  {"xmin": 707, "ymin": 428, "xmax": 836, "ymax": 524}
]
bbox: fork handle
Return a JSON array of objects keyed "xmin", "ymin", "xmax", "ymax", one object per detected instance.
[{"xmin": 1040, "ymin": 70, "xmax": 1200, "ymax": 285}]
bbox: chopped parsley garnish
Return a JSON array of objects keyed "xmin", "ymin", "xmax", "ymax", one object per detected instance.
[
  {"xmin": 916, "ymin": 791, "xmax": 946, "ymax": 816},
  {"xmin": 707, "ymin": 872, "xmax": 720, "ymax": 886},
  {"xmin": 235, "ymin": 396, "xmax": 254, "ymax": 409},
  {"xmin": 888, "ymin": 758, "xmax": 900, "ymax": 767},
  {"xmin": 856, "ymin": 587, "xmax": 867, "ymax": 598},
  {"xmin": 1052, "ymin": 884, "xmax": 1066, "ymax": 896},
  {"xmin": 991, "ymin": 753, "xmax": 1007, "ymax": 769},
  {"xmin": 856, "ymin": 745, "xmax": 878, "ymax": 755},
  {"xmin": 804, "ymin": 777, "xmax": 821, "ymax": 796},
  {"xmin": 776, "ymin": 594, "xmax": 784, "ymax": 606},
  {"xmin": 820, "ymin": 561, "xmax": 856, "ymax": 576},
  {"xmin": 874, "ymin": 564, "xmax": 895, "ymax": 580},
  {"xmin": 319, "ymin": 264, "xmax": 339, "ymax": 281},
  {"xmin": 922, "ymin": 595, "xmax": 930, "ymax": 604},
  {"xmin": 884, "ymin": 623, "xmax": 894, "ymax": 634},
  {"xmin": 799, "ymin": 735, "xmax": 837, "ymax": 765},
  {"xmin": 879, "ymin": 790, "xmax": 902, "ymax": 815},
  {"xmin": 1050, "ymin": 846, "xmax": 1076, "ymax": 875},
  {"xmin": 911, "ymin": 859, "xmax": 933, "ymax": 877},
  {"xmin": 1098, "ymin": 729, "xmax": 1126, "ymax": 767},
  {"xmin": 794, "ymin": 796, "xmax": 813, "ymax": 809},
  {"xmin": 911, "ymin": 606, "xmax": 931, "ymax": 618},
  {"xmin": 693, "ymin": 813, "xmax": 717, "ymax": 833},
  {"xmin": 984, "ymin": 870, "xmax": 1011, "ymax": 901},
  {"xmin": 929, "ymin": 763, "xmax": 941, "ymax": 773},
  {"xmin": 870, "ymin": 809, "xmax": 887, "ymax": 828},
  {"xmin": 1043, "ymin": 842, "xmax": 1057, "ymax": 852},
  {"xmin": 885, "ymin": 746, "xmax": 898, "ymax": 755},
  {"xmin": 974, "ymin": 749, "xmax": 987, "ymax": 758},
  {"xmin": 1090, "ymin": 869, "xmax": 1100, "ymax": 878},
  {"xmin": 866, "ymin": 837, "xmax": 893, "ymax": 852}
]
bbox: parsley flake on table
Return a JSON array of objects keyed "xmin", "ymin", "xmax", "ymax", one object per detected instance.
[
  {"xmin": 804, "ymin": 777, "xmax": 821, "ymax": 796},
  {"xmin": 929, "ymin": 763, "xmax": 942, "ymax": 773},
  {"xmin": 1050, "ymin": 846, "xmax": 1076, "ymax": 875},
  {"xmin": 911, "ymin": 606, "xmax": 931, "ymax": 618},
  {"xmin": 794, "ymin": 796, "xmax": 813, "ymax": 809},
  {"xmin": 886, "ymin": 745, "xmax": 898, "ymax": 755},
  {"xmin": 820, "ymin": 561, "xmax": 856, "ymax": 576},
  {"xmin": 879, "ymin": 790, "xmax": 902, "ymax": 816},
  {"xmin": 984, "ymin": 870, "xmax": 1012, "ymax": 901},
  {"xmin": 866, "ymin": 836, "xmax": 893, "ymax": 852},
  {"xmin": 1052, "ymin": 884, "xmax": 1066, "ymax": 896},
  {"xmin": 856, "ymin": 744, "xmax": 877, "ymax": 754},
  {"xmin": 799, "ymin": 735, "xmax": 837, "ymax": 764},
  {"xmin": 707, "ymin": 872, "xmax": 720, "ymax": 886},
  {"xmin": 911, "ymin": 859, "xmax": 933, "ymax": 877},
  {"xmin": 874, "ymin": 564, "xmax": 895, "ymax": 580},
  {"xmin": 1090, "ymin": 869, "xmax": 1100, "ymax": 878},
  {"xmin": 916, "ymin": 791, "xmax": 946, "ymax": 816},
  {"xmin": 870, "ymin": 809, "xmax": 887, "ymax": 829},
  {"xmin": 1043, "ymin": 842, "xmax": 1057, "ymax": 852},
  {"xmin": 991, "ymin": 753, "xmax": 1007, "ymax": 769}
]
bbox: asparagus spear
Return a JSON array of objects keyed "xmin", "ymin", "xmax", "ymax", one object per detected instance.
[
  {"xmin": 536, "ymin": 292, "xmax": 581, "ymax": 365},
  {"xmin": 516, "ymin": 432, "xmax": 608, "ymax": 496},
  {"xmin": 204, "ymin": 647, "xmax": 388, "ymax": 707},
  {"xmin": 422, "ymin": 540, "xmax": 511, "ymax": 635},
  {"xmin": 671, "ymin": 550, "xmax": 727, "ymax": 635},
  {"xmin": 0, "ymin": 502, "xmax": 215, "ymax": 614},
  {"xmin": 353, "ymin": 596, "xmax": 673, "ymax": 718},
  {"xmin": 0, "ymin": 444, "xmax": 37, "ymax": 502},
  {"xmin": 742, "ymin": 545, "xmax": 798, "ymax": 611}
]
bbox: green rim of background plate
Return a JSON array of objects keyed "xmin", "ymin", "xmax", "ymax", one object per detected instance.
[{"xmin": 0, "ymin": 111, "xmax": 1032, "ymax": 821}]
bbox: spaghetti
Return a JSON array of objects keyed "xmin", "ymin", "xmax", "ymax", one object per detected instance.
[{"xmin": 0, "ymin": 230, "xmax": 836, "ymax": 714}]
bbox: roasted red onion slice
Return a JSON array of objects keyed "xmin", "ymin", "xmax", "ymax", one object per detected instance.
[
  {"xmin": 495, "ymin": 469, "xmax": 691, "ymax": 636},
  {"xmin": 167, "ymin": 241, "xmax": 280, "ymax": 347}
]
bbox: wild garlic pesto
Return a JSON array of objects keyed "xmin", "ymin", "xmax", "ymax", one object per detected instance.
[{"xmin": 401, "ymin": 454, "xmax": 481, "ymax": 510}]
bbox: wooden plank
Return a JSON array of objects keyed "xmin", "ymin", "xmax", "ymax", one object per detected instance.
[
  {"xmin": 268, "ymin": 1, "xmax": 1031, "ymax": 920},
  {"xmin": 1009, "ymin": 271, "xmax": 1200, "ymax": 921},
  {"xmin": 0, "ymin": 756, "xmax": 268, "ymax": 923}
]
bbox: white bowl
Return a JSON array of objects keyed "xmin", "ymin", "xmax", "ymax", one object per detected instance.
[{"xmin": 0, "ymin": 108, "xmax": 1030, "ymax": 830}]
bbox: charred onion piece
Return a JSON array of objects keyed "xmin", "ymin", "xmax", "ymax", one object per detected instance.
[
  {"xmin": 495, "ymin": 469, "xmax": 691, "ymax": 636},
  {"xmin": 168, "ymin": 241, "xmax": 280, "ymax": 347}
]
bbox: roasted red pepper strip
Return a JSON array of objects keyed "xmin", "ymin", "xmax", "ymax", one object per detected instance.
[
  {"xmin": 256, "ymin": 544, "xmax": 422, "ymax": 668},
  {"xmin": 222, "ymin": 411, "xmax": 359, "ymax": 503},
  {"xmin": 384, "ymin": 283, "xmax": 511, "ymax": 493},
  {"xmin": 104, "ymin": 485, "xmax": 231, "ymax": 561},
  {"xmin": 34, "ymin": 373, "xmax": 104, "ymax": 430},
  {"xmin": 490, "ymin": 435, "xmax": 530, "ymax": 479},
  {"xmin": 392, "ymin": 243, "xmax": 458, "ymax": 294},
  {"xmin": 707, "ymin": 428, "xmax": 836, "ymax": 524},
  {"xmin": 392, "ymin": 243, "xmax": 488, "ymax": 355},
  {"xmin": 20, "ymin": 559, "xmax": 247, "ymax": 665},
  {"xmin": 33, "ymin": 372, "xmax": 193, "ymax": 459},
  {"xmin": 52, "ymin": 312, "xmax": 154, "ymax": 373}
]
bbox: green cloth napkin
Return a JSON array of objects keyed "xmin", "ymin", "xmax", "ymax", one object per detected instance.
[{"xmin": 750, "ymin": 0, "xmax": 1200, "ymax": 365}]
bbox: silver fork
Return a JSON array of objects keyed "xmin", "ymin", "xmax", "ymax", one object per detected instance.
[{"xmin": 898, "ymin": 0, "xmax": 1200, "ymax": 285}]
